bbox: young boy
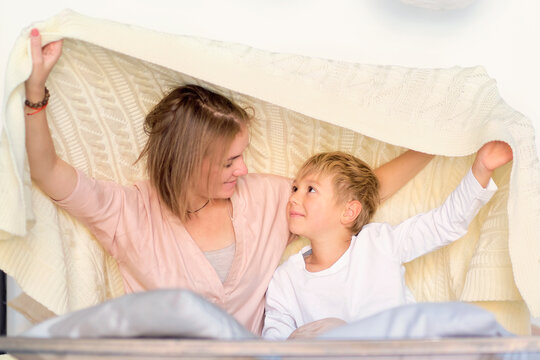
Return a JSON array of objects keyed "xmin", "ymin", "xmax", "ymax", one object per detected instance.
[{"xmin": 262, "ymin": 141, "xmax": 512, "ymax": 340}]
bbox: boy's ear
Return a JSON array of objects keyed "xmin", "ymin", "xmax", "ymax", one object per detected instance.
[{"xmin": 341, "ymin": 200, "xmax": 362, "ymax": 226}]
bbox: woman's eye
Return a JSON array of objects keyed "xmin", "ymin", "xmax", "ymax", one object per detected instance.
[
  {"xmin": 291, "ymin": 185, "xmax": 298, "ymax": 193},
  {"xmin": 308, "ymin": 186, "xmax": 316, "ymax": 193},
  {"xmin": 224, "ymin": 163, "xmax": 233, "ymax": 168}
]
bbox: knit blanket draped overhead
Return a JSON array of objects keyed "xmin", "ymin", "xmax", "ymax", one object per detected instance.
[{"xmin": 1, "ymin": 10, "xmax": 539, "ymax": 334}]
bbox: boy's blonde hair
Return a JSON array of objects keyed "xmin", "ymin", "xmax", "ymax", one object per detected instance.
[{"xmin": 296, "ymin": 151, "xmax": 379, "ymax": 234}]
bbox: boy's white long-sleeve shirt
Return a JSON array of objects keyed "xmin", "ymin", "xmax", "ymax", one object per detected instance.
[{"xmin": 263, "ymin": 170, "xmax": 497, "ymax": 340}]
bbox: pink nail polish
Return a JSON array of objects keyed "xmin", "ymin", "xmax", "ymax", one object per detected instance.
[{"xmin": 31, "ymin": 28, "xmax": 39, "ymax": 37}]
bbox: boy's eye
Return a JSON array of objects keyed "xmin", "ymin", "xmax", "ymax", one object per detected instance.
[
  {"xmin": 291, "ymin": 185, "xmax": 298, "ymax": 193},
  {"xmin": 308, "ymin": 186, "xmax": 316, "ymax": 193}
]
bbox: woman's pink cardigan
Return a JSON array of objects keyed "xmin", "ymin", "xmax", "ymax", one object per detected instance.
[{"xmin": 56, "ymin": 170, "xmax": 292, "ymax": 335}]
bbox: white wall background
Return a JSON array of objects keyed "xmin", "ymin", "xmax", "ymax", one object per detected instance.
[{"xmin": 1, "ymin": 0, "xmax": 539, "ymax": 335}]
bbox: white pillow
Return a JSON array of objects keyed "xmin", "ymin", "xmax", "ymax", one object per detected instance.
[
  {"xmin": 318, "ymin": 302, "xmax": 512, "ymax": 339},
  {"xmin": 22, "ymin": 289, "xmax": 255, "ymax": 340}
]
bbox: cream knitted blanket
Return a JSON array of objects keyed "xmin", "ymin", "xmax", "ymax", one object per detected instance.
[{"xmin": 1, "ymin": 10, "xmax": 539, "ymax": 334}]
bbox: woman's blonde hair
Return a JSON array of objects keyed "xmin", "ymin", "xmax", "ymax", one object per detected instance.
[
  {"xmin": 296, "ymin": 151, "xmax": 379, "ymax": 234},
  {"xmin": 137, "ymin": 85, "xmax": 251, "ymax": 222}
]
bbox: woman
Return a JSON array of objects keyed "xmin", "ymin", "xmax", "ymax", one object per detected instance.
[{"xmin": 25, "ymin": 29, "xmax": 433, "ymax": 335}]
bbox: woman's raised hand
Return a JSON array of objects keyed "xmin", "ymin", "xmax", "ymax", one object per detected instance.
[
  {"xmin": 24, "ymin": 28, "xmax": 77, "ymax": 201},
  {"xmin": 26, "ymin": 28, "xmax": 63, "ymax": 95}
]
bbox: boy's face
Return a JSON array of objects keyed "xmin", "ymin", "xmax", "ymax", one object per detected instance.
[{"xmin": 287, "ymin": 173, "xmax": 344, "ymax": 240}]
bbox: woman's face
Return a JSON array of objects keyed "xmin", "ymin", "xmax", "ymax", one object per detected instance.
[{"xmin": 198, "ymin": 127, "xmax": 250, "ymax": 200}]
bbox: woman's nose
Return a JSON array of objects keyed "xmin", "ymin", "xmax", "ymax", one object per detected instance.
[{"xmin": 233, "ymin": 157, "xmax": 248, "ymax": 176}]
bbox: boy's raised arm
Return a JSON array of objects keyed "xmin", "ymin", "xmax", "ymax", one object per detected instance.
[
  {"xmin": 382, "ymin": 141, "xmax": 512, "ymax": 263},
  {"xmin": 374, "ymin": 150, "xmax": 434, "ymax": 202}
]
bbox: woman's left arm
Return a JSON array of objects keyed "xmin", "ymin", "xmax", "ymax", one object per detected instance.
[{"xmin": 374, "ymin": 150, "xmax": 434, "ymax": 202}]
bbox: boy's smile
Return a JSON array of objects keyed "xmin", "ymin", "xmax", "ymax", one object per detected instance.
[{"xmin": 288, "ymin": 210, "xmax": 304, "ymax": 218}]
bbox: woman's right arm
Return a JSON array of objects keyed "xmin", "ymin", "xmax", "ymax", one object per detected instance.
[
  {"xmin": 25, "ymin": 29, "xmax": 76, "ymax": 200},
  {"xmin": 374, "ymin": 150, "xmax": 434, "ymax": 202}
]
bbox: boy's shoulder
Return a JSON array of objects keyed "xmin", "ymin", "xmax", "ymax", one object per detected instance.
[
  {"xmin": 356, "ymin": 222, "xmax": 394, "ymax": 238},
  {"xmin": 274, "ymin": 245, "xmax": 311, "ymax": 276},
  {"xmin": 352, "ymin": 223, "xmax": 400, "ymax": 255}
]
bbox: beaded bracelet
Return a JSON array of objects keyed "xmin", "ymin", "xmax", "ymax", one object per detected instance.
[
  {"xmin": 26, "ymin": 103, "xmax": 48, "ymax": 116},
  {"xmin": 25, "ymin": 87, "xmax": 50, "ymax": 116},
  {"xmin": 25, "ymin": 87, "xmax": 50, "ymax": 108}
]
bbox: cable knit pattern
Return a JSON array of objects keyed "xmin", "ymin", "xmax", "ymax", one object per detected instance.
[{"xmin": 0, "ymin": 10, "xmax": 538, "ymax": 334}]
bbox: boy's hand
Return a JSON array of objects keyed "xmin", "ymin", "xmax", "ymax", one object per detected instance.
[{"xmin": 472, "ymin": 141, "xmax": 513, "ymax": 188}]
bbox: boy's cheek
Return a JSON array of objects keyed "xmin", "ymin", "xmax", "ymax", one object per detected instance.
[
  {"xmin": 287, "ymin": 218, "xmax": 298, "ymax": 232},
  {"xmin": 287, "ymin": 218, "xmax": 305, "ymax": 236}
]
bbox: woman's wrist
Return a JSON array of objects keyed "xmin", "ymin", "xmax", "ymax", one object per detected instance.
[{"xmin": 24, "ymin": 84, "xmax": 46, "ymax": 104}]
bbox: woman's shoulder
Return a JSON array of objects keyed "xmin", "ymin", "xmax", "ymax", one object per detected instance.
[
  {"xmin": 77, "ymin": 172, "xmax": 159, "ymax": 214},
  {"xmin": 235, "ymin": 173, "xmax": 292, "ymax": 211},
  {"xmin": 133, "ymin": 178, "xmax": 155, "ymax": 197}
]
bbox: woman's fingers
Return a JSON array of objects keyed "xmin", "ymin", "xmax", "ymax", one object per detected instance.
[
  {"xmin": 27, "ymin": 28, "xmax": 63, "ymax": 88},
  {"xmin": 29, "ymin": 28, "xmax": 44, "ymax": 67},
  {"xmin": 42, "ymin": 39, "xmax": 64, "ymax": 69}
]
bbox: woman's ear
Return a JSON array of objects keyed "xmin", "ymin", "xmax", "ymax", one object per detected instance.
[{"xmin": 341, "ymin": 200, "xmax": 362, "ymax": 226}]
